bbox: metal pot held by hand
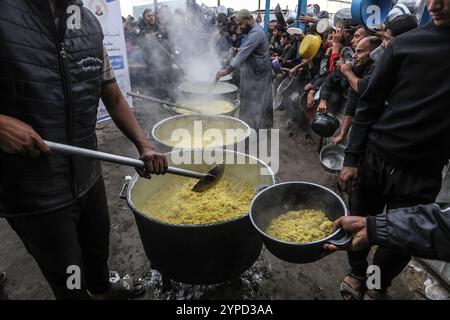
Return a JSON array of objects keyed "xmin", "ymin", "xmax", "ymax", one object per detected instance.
[
  {"xmin": 320, "ymin": 143, "xmax": 345, "ymax": 174},
  {"xmin": 311, "ymin": 112, "xmax": 340, "ymax": 138},
  {"xmin": 124, "ymin": 150, "xmax": 277, "ymax": 284},
  {"xmin": 249, "ymin": 182, "xmax": 351, "ymax": 264}
]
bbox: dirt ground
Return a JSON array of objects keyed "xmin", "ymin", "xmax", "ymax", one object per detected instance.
[{"xmin": 0, "ymin": 96, "xmax": 446, "ymax": 300}]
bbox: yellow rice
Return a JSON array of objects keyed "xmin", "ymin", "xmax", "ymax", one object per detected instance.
[
  {"xmin": 266, "ymin": 209, "xmax": 334, "ymax": 243},
  {"xmin": 140, "ymin": 176, "xmax": 255, "ymax": 225}
]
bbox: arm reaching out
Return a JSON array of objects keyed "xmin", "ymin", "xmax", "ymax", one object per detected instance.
[{"xmin": 101, "ymin": 82, "xmax": 168, "ymax": 178}]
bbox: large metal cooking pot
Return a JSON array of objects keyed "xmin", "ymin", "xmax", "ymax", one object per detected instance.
[
  {"xmin": 151, "ymin": 114, "xmax": 251, "ymax": 152},
  {"xmin": 165, "ymin": 99, "xmax": 240, "ymax": 117},
  {"xmin": 126, "ymin": 150, "xmax": 277, "ymax": 284},
  {"xmin": 249, "ymin": 182, "xmax": 351, "ymax": 264},
  {"xmin": 178, "ymin": 80, "xmax": 238, "ymax": 101},
  {"xmin": 218, "ymin": 74, "xmax": 233, "ymax": 82}
]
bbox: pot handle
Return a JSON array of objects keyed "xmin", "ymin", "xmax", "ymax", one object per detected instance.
[
  {"xmin": 255, "ymin": 184, "xmax": 270, "ymax": 194},
  {"xmin": 326, "ymin": 228, "xmax": 352, "ymax": 248},
  {"xmin": 119, "ymin": 176, "xmax": 132, "ymax": 200}
]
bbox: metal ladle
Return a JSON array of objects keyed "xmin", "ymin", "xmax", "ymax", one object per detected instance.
[
  {"xmin": 210, "ymin": 53, "xmax": 234, "ymax": 90},
  {"xmin": 127, "ymin": 92, "xmax": 202, "ymax": 114},
  {"xmin": 44, "ymin": 141, "xmax": 225, "ymax": 193}
]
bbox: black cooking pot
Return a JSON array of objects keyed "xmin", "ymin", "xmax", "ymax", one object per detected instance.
[
  {"xmin": 126, "ymin": 150, "xmax": 277, "ymax": 284},
  {"xmin": 311, "ymin": 113, "xmax": 340, "ymax": 138},
  {"xmin": 249, "ymin": 182, "xmax": 351, "ymax": 264},
  {"xmin": 133, "ymin": 211, "xmax": 262, "ymax": 284}
]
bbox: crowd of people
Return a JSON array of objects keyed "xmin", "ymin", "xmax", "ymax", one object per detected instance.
[
  {"xmin": 121, "ymin": 1, "xmax": 450, "ymax": 301},
  {"xmin": 0, "ymin": 0, "xmax": 449, "ymax": 301},
  {"xmin": 258, "ymin": 1, "xmax": 449, "ymax": 301}
]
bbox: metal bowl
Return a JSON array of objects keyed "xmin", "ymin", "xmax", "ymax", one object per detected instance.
[
  {"xmin": 277, "ymin": 76, "xmax": 295, "ymax": 95},
  {"xmin": 311, "ymin": 113, "xmax": 340, "ymax": 138},
  {"xmin": 320, "ymin": 143, "xmax": 345, "ymax": 173},
  {"xmin": 151, "ymin": 114, "xmax": 251, "ymax": 152},
  {"xmin": 249, "ymin": 182, "xmax": 351, "ymax": 264},
  {"xmin": 273, "ymin": 94, "xmax": 284, "ymax": 110},
  {"xmin": 127, "ymin": 150, "xmax": 277, "ymax": 284}
]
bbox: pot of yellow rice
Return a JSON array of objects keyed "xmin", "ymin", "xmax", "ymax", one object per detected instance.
[
  {"xmin": 249, "ymin": 182, "xmax": 351, "ymax": 264},
  {"xmin": 151, "ymin": 114, "xmax": 251, "ymax": 153},
  {"xmin": 125, "ymin": 149, "xmax": 277, "ymax": 284}
]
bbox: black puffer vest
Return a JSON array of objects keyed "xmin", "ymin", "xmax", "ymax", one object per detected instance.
[{"xmin": 0, "ymin": 0, "xmax": 104, "ymax": 216}]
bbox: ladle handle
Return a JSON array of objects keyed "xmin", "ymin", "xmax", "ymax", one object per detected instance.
[
  {"xmin": 44, "ymin": 141, "xmax": 206, "ymax": 180},
  {"xmin": 326, "ymin": 228, "xmax": 352, "ymax": 248},
  {"xmin": 127, "ymin": 92, "xmax": 200, "ymax": 114},
  {"xmin": 126, "ymin": 92, "xmax": 180, "ymax": 108}
]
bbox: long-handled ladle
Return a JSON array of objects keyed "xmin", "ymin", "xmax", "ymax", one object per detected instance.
[{"xmin": 44, "ymin": 141, "xmax": 225, "ymax": 193}]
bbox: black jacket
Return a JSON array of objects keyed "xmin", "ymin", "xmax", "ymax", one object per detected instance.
[
  {"xmin": 0, "ymin": 0, "xmax": 104, "ymax": 216},
  {"xmin": 344, "ymin": 22, "xmax": 450, "ymax": 178},
  {"xmin": 344, "ymin": 61, "xmax": 375, "ymax": 117},
  {"xmin": 367, "ymin": 203, "xmax": 450, "ymax": 262}
]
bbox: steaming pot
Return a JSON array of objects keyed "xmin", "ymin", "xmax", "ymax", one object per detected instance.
[
  {"xmin": 151, "ymin": 114, "xmax": 251, "ymax": 153},
  {"xmin": 178, "ymin": 80, "xmax": 238, "ymax": 101},
  {"xmin": 249, "ymin": 182, "xmax": 351, "ymax": 264},
  {"xmin": 124, "ymin": 150, "xmax": 277, "ymax": 284},
  {"xmin": 163, "ymin": 99, "xmax": 240, "ymax": 118}
]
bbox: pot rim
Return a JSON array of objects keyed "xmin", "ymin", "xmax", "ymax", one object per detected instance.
[
  {"xmin": 249, "ymin": 181, "xmax": 348, "ymax": 246},
  {"xmin": 178, "ymin": 81, "xmax": 238, "ymax": 95},
  {"xmin": 126, "ymin": 150, "xmax": 278, "ymax": 229},
  {"xmin": 151, "ymin": 114, "xmax": 251, "ymax": 151},
  {"xmin": 277, "ymin": 76, "xmax": 294, "ymax": 95},
  {"xmin": 313, "ymin": 112, "xmax": 338, "ymax": 121},
  {"xmin": 273, "ymin": 94, "xmax": 284, "ymax": 110},
  {"xmin": 168, "ymin": 99, "xmax": 240, "ymax": 116}
]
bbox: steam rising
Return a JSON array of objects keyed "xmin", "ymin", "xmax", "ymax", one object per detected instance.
[{"xmin": 140, "ymin": 0, "xmax": 224, "ymax": 85}]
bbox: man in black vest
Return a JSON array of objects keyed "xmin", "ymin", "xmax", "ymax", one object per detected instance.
[{"xmin": 0, "ymin": 0, "xmax": 167, "ymax": 299}]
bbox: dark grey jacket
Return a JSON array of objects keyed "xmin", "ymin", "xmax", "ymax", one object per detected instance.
[
  {"xmin": 0, "ymin": 0, "xmax": 104, "ymax": 217},
  {"xmin": 367, "ymin": 203, "xmax": 450, "ymax": 262}
]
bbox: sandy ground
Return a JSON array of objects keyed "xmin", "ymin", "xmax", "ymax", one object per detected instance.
[{"xmin": 0, "ymin": 96, "xmax": 447, "ymax": 300}]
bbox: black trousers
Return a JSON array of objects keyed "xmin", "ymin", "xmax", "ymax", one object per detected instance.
[
  {"xmin": 348, "ymin": 148, "xmax": 442, "ymax": 290},
  {"xmin": 7, "ymin": 177, "xmax": 111, "ymax": 300}
]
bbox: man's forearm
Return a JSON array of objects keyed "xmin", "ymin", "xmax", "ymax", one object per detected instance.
[
  {"xmin": 101, "ymin": 83, "xmax": 153, "ymax": 153},
  {"xmin": 338, "ymin": 115, "xmax": 353, "ymax": 139},
  {"xmin": 331, "ymin": 43, "xmax": 340, "ymax": 55},
  {"xmin": 342, "ymin": 70, "xmax": 359, "ymax": 92},
  {"xmin": 343, "ymin": 45, "xmax": 396, "ymax": 167}
]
